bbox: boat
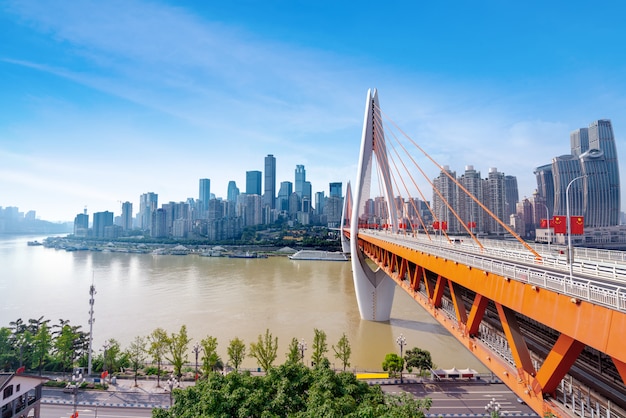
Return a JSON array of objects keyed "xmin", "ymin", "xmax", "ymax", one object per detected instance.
[
  {"xmin": 288, "ymin": 250, "xmax": 349, "ymax": 261},
  {"xmin": 27, "ymin": 240, "xmax": 43, "ymax": 246}
]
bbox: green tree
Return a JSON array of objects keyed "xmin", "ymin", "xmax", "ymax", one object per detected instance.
[
  {"xmin": 382, "ymin": 353, "xmax": 404, "ymax": 378},
  {"xmin": 0, "ymin": 327, "xmax": 14, "ymax": 371},
  {"xmin": 200, "ymin": 336, "xmax": 221, "ymax": 376},
  {"xmin": 31, "ymin": 322, "xmax": 52, "ymax": 375},
  {"xmin": 103, "ymin": 338, "xmax": 123, "ymax": 373},
  {"xmin": 332, "ymin": 332, "xmax": 351, "ymax": 371},
  {"xmin": 166, "ymin": 325, "xmax": 190, "ymax": 380},
  {"xmin": 405, "ymin": 347, "xmax": 433, "ymax": 376},
  {"xmin": 227, "ymin": 337, "xmax": 246, "ymax": 371},
  {"xmin": 310, "ymin": 328, "xmax": 328, "ymax": 368},
  {"xmin": 285, "ymin": 337, "xmax": 301, "ymax": 364},
  {"xmin": 249, "ymin": 328, "xmax": 278, "ymax": 372},
  {"xmin": 9, "ymin": 318, "xmax": 31, "ymax": 369},
  {"xmin": 147, "ymin": 328, "xmax": 169, "ymax": 388},
  {"xmin": 127, "ymin": 336, "xmax": 147, "ymax": 387},
  {"xmin": 151, "ymin": 361, "xmax": 431, "ymax": 418},
  {"xmin": 53, "ymin": 323, "xmax": 78, "ymax": 377}
]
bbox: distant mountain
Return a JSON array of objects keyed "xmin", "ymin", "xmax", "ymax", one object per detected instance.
[{"xmin": 0, "ymin": 219, "xmax": 72, "ymax": 234}]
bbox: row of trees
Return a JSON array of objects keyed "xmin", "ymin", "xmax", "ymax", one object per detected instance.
[
  {"xmin": 2, "ymin": 317, "xmax": 432, "ymax": 386},
  {"xmin": 0, "ymin": 317, "xmax": 89, "ymax": 377}
]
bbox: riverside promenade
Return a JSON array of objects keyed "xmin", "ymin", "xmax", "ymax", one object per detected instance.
[{"xmin": 40, "ymin": 374, "xmax": 539, "ymax": 417}]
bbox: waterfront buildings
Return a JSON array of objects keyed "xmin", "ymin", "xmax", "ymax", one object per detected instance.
[{"xmin": 535, "ymin": 119, "xmax": 620, "ymax": 229}]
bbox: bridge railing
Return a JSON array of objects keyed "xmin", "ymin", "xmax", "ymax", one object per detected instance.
[{"xmin": 359, "ymin": 230, "xmax": 626, "ymax": 313}]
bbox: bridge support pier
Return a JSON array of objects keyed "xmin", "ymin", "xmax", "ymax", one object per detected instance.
[{"xmin": 351, "ymin": 240, "xmax": 395, "ymax": 321}]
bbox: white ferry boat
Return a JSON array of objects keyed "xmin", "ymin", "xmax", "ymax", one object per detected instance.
[{"xmin": 288, "ymin": 250, "xmax": 349, "ymax": 261}]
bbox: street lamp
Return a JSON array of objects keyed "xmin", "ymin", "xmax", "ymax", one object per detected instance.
[
  {"xmin": 71, "ymin": 371, "xmax": 83, "ymax": 418},
  {"xmin": 537, "ymin": 202, "xmax": 551, "ymax": 252},
  {"xmin": 193, "ymin": 342, "xmax": 200, "ymax": 382},
  {"xmin": 396, "ymin": 333, "xmax": 406, "ymax": 384},
  {"xmin": 566, "ymin": 175, "xmax": 586, "ymax": 282},
  {"xmin": 484, "ymin": 397, "xmax": 501, "ymax": 417},
  {"xmin": 102, "ymin": 341, "xmax": 110, "ymax": 383},
  {"xmin": 298, "ymin": 339, "xmax": 307, "ymax": 363},
  {"xmin": 167, "ymin": 375, "xmax": 179, "ymax": 407}
]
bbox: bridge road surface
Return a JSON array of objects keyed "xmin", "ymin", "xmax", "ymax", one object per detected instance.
[{"xmin": 381, "ymin": 381, "xmax": 538, "ymax": 416}]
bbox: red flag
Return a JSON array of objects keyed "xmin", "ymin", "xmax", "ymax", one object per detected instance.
[
  {"xmin": 549, "ymin": 219, "xmax": 555, "ymax": 228},
  {"xmin": 570, "ymin": 216, "xmax": 584, "ymax": 235},
  {"xmin": 16, "ymin": 366, "xmax": 25, "ymax": 375},
  {"xmin": 553, "ymin": 216, "xmax": 567, "ymax": 234},
  {"xmin": 539, "ymin": 219, "xmax": 547, "ymax": 228},
  {"xmin": 467, "ymin": 221, "xmax": 476, "ymax": 228},
  {"xmin": 433, "ymin": 221, "xmax": 440, "ymax": 230},
  {"xmin": 441, "ymin": 221, "xmax": 448, "ymax": 231}
]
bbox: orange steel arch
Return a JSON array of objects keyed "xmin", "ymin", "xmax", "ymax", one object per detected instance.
[{"xmin": 355, "ymin": 232, "xmax": 626, "ymax": 417}]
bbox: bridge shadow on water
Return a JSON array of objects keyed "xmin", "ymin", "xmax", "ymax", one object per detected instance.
[{"xmin": 388, "ymin": 317, "xmax": 451, "ymax": 336}]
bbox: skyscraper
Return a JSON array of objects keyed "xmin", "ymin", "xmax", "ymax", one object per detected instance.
[
  {"xmin": 295, "ymin": 165, "xmax": 306, "ymax": 197},
  {"xmin": 277, "ymin": 181, "xmax": 292, "ymax": 211},
  {"xmin": 227, "ymin": 181, "xmax": 240, "ymax": 202},
  {"xmin": 538, "ymin": 119, "xmax": 620, "ymax": 229},
  {"xmin": 329, "ymin": 182, "xmax": 342, "ymax": 198},
  {"xmin": 588, "ymin": 119, "xmax": 620, "ymax": 226},
  {"xmin": 264, "ymin": 154, "xmax": 276, "ymax": 209},
  {"xmin": 199, "ymin": 179, "xmax": 211, "ymax": 214},
  {"xmin": 121, "ymin": 201, "xmax": 133, "ymax": 231},
  {"xmin": 246, "ymin": 171, "xmax": 262, "ymax": 195},
  {"xmin": 139, "ymin": 192, "xmax": 158, "ymax": 232}
]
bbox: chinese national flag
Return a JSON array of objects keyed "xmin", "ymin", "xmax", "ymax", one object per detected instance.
[
  {"xmin": 540, "ymin": 219, "xmax": 547, "ymax": 228},
  {"xmin": 467, "ymin": 221, "xmax": 476, "ymax": 228},
  {"xmin": 441, "ymin": 221, "xmax": 448, "ymax": 231},
  {"xmin": 570, "ymin": 216, "xmax": 584, "ymax": 235},
  {"xmin": 553, "ymin": 216, "xmax": 567, "ymax": 234},
  {"xmin": 433, "ymin": 221, "xmax": 440, "ymax": 230}
]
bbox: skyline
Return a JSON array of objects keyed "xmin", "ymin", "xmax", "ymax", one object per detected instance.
[{"xmin": 2, "ymin": 1, "xmax": 626, "ymax": 222}]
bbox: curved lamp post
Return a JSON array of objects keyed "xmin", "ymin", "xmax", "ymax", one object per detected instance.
[
  {"xmin": 167, "ymin": 375, "xmax": 179, "ymax": 407},
  {"xmin": 298, "ymin": 339, "xmax": 307, "ymax": 364},
  {"xmin": 566, "ymin": 175, "xmax": 586, "ymax": 282},
  {"xmin": 193, "ymin": 342, "xmax": 200, "ymax": 382},
  {"xmin": 396, "ymin": 333, "xmax": 406, "ymax": 384},
  {"xmin": 485, "ymin": 397, "xmax": 501, "ymax": 417}
]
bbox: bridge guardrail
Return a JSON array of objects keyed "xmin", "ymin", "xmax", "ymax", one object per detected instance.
[{"xmin": 359, "ymin": 230, "xmax": 626, "ymax": 313}]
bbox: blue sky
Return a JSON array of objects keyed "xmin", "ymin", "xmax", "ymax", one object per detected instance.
[{"xmin": 2, "ymin": 1, "xmax": 626, "ymax": 222}]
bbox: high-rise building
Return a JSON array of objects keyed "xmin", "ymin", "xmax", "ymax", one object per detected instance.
[
  {"xmin": 329, "ymin": 182, "xmax": 342, "ymax": 198},
  {"xmin": 277, "ymin": 181, "xmax": 292, "ymax": 212},
  {"xmin": 93, "ymin": 211, "xmax": 114, "ymax": 238},
  {"xmin": 504, "ymin": 175, "xmax": 519, "ymax": 219},
  {"xmin": 227, "ymin": 181, "xmax": 240, "ymax": 202},
  {"xmin": 139, "ymin": 192, "xmax": 158, "ymax": 231},
  {"xmin": 73, "ymin": 212, "xmax": 89, "ymax": 237},
  {"xmin": 246, "ymin": 171, "xmax": 262, "ymax": 195},
  {"xmin": 295, "ymin": 165, "xmax": 306, "ymax": 197},
  {"xmin": 264, "ymin": 154, "xmax": 276, "ymax": 209},
  {"xmin": 588, "ymin": 120, "xmax": 620, "ymax": 226},
  {"xmin": 121, "ymin": 201, "xmax": 133, "ymax": 231},
  {"xmin": 458, "ymin": 165, "xmax": 482, "ymax": 233},
  {"xmin": 432, "ymin": 166, "xmax": 457, "ymax": 232},
  {"xmin": 537, "ymin": 119, "xmax": 620, "ymax": 229},
  {"xmin": 199, "ymin": 179, "xmax": 211, "ymax": 215},
  {"xmin": 485, "ymin": 168, "xmax": 506, "ymax": 235}
]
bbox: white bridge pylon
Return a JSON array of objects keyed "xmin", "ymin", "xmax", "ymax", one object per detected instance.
[{"xmin": 349, "ymin": 89, "xmax": 396, "ymax": 322}]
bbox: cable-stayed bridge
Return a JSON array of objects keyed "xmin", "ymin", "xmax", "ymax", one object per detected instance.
[{"xmin": 341, "ymin": 89, "xmax": 626, "ymax": 417}]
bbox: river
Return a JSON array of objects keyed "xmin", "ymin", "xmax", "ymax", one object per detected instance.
[{"xmin": 0, "ymin": 234, "xmax": 486, "ymax": 372}]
